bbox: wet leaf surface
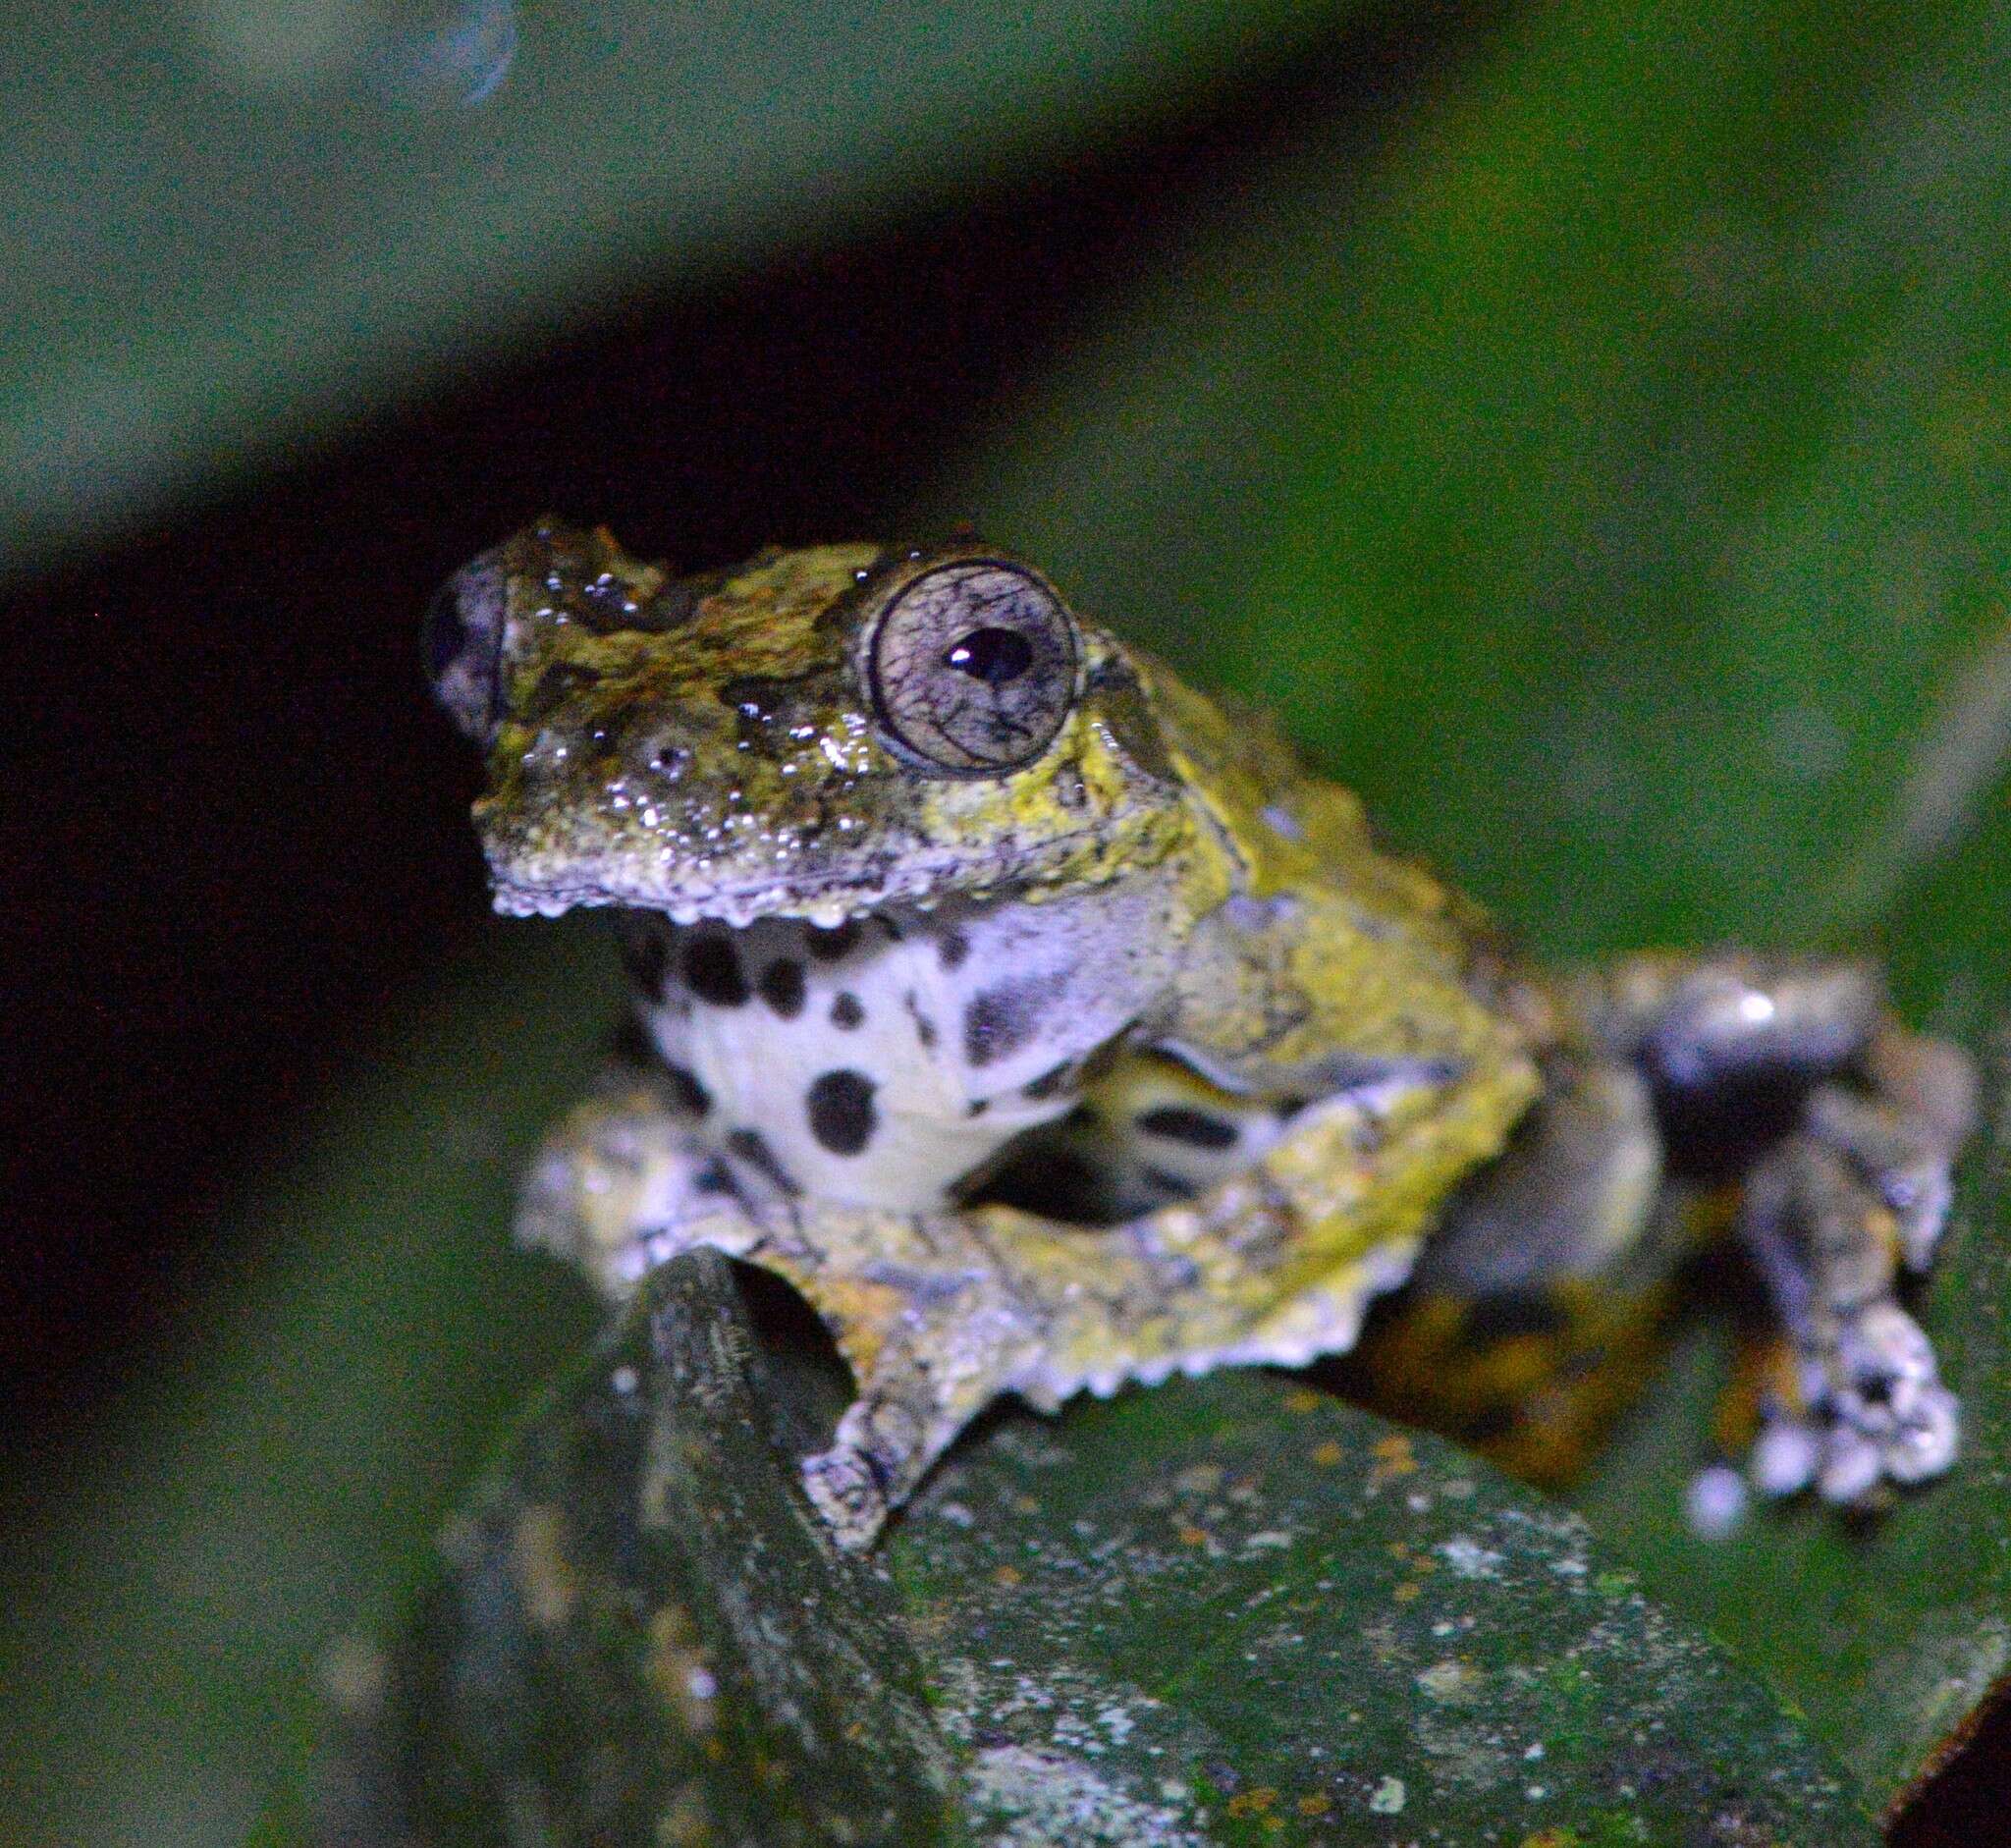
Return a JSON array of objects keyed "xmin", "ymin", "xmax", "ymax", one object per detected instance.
[
  {"xmin": 354, "ymin": 1254, "xmax": 1876, "ymax": 1845},
  {"xmin": 324, "ymin": 1252, "xmax": 953, "ymax": 1846},
  {"xmin": 2, "ymin": 0, "xmax": 1324, "ymax": 571}
]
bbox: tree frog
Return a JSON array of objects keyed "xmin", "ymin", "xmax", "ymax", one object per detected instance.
[{"xmin": 428, "ymin": 521, "xmax": 1976, "ymax": 1549}]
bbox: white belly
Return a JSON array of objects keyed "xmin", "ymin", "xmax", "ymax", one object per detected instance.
[{"xmin": 632, "ymin": 892, "xmax": 1167, "ymax": 1209}]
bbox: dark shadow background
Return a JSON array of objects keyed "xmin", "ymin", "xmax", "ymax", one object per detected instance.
[{"xmin": 4, "ymin": 15, "xmax": 1999, "ymax": 1838}]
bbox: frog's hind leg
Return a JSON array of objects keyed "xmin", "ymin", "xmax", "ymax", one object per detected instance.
[
  {"xmin": 1341, "ymin": 1059, "xmax": 1696, "ymax": 1486},
  {"xmin": 1578, "ymin": 952, "xmax": 1978, "ymax": 1508}
]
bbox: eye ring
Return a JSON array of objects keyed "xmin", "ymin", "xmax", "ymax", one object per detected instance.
[{"xmin": 865, "ymin": 559, "xmax": 1080, "ymax": 774}]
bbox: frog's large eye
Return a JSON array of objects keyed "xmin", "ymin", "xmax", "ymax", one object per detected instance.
[
  {"xmin": 866, "ymin": 560, "xmax": 1079, "ymax": 773},
  {"xmin": 424, "ymin": 550, "xmax": 509, "ymax": 741}
]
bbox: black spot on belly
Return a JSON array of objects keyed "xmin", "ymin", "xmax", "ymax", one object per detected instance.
[
  {"xmin": 806, "ymin": 1069, "xmax": 878, "ymax": 1156},
  {"xmin": 831, "ymin": 991, "xmax": 865, "ymax": 1029},
  {"xmin": 937, "ymin": 926, "xmax": 970, "ymax": 970},
  {"xmin": 682, "ymin": 932, "xmax": 749, "ymax": 1006},
  {"xmin": 663, "ymin": 1063, "xmax": 712, "ymax": 1117},
  {"xmin": 758, "ymin": 957, "xmax": 807, "ymax": 1018},
  {"xmin": 962, "ymin": 978, "xmax": 1053, "ymax": 1068},
  {"xmin": 622, "ymin": 924, "xmax": 670, "ymax": 997},
  {"xmin": 1137, "ymin": 1105, "xmax": 1240, "ymax": 1151},
  {"xmin": 806, "ymin": 919, "xmax": 860, "ymax": 962},
  {"xmin": 727, "ymin": 1126, "xmax": 800, "ymax": 1196},
  {"xmin": 904, "ymin": 991, "xmax": 939, "ymax": 1049}
]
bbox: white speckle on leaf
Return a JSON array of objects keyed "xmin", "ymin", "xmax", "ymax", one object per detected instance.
[
  {"xmin": 965, "ymin": 1745, "xmax": 1205, "ymax": 1846},
  {"xmin": 1439, "ymin": 1537, "xmax": 1504, "ymax": 1579},
  {"xmin": 1368, "ymin": 1774, "xmax": 1407, "ymax": 1814},
  {"xmin": 1685, "ymin": 1463, "xmax": 1748, "ymax": 1537}
]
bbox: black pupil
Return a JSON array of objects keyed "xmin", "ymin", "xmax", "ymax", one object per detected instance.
[{"xmin": 945, "ymin": 625, "xmax": 1033, "ymax": 686}]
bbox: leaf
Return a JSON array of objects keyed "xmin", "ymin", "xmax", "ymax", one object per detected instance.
[
  {"xmin": 941, "ymin": 0, "xmax": 2011, "ymax": 1806},
  {"xmin": 951, "ymin": 0, "xmax": 2011, "ymax": 952},
  {"xmin": 320, "ymin": 1250, "xmax": 953, "ymax": 1846},
  {"xmin": 1568, "ymin": 787, "xmax": 2011, "ymax": 1812},
  {"xmin": 0, "ymin": 0, "xmax": 1332, "ymax": 572},
  {"xmin": 356, "ymin": 1253, "xmax": 1876, "ymax": 1846},
  {"xmin": 0, "ymin": 925, "xmax": 613, "ymax": 1848}
]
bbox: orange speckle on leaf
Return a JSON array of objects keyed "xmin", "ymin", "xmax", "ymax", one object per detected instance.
[
  {"xmin": 1297, "ymin": 1792, "xmax": 1333, "ymax": 1817},
  {"xmin": 1225, "ymin": 1786, "xmax": 1278, "ymax": 1817},
  {"xmin": 1283, "ymin": 1386, "xmax": 1324, "ymax": 1413},
  {"xmin": 1392, "ymin": 1581, "xmax": 1422, "ymax": 1603},
  {"xmin": 1369, "ymin": 1433, "xmax": 1418, "ymax": 1485},
  {"xmin": 1177, "ymin": 1523, "xmax": 1210, "ymax": 1548},
  {"xmin": 993, "ymin": 1564, "xmax": 1022, "ymax": 1588},
  {"xmin": 1311, "ymin": 1440, "xmax": 1344, "ymax": 1467}
]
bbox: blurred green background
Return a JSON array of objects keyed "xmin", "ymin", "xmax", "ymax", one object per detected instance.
[{"xmin": 5, "ymin": 0, "xmax": 2007, "ymax": 1841}]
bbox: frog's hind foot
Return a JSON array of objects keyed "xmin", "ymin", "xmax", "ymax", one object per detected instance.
[
  {"xmin": 1736, "ymin": 1047, "xmax": 1974, "ymax": 1507},
  {"xmin": 1581, "ymin": 954, "xmax": 1976, "ymax": 1511}
]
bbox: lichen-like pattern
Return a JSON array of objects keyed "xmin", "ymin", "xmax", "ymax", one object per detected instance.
[{"xmin": 431, "ymin": 521, "xmax": 1976, "ymax": 1548}]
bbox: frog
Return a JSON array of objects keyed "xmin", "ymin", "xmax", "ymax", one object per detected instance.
[{"xmin": 427, "ymin": 518, "xmax": 1978, "ymax": 1550}]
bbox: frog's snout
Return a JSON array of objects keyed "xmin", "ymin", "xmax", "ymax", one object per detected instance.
[{"xmin": 425, "ymin": 549, "xmax": 509, "ymax": 742}]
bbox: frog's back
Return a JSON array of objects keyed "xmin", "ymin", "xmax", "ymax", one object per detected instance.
[{"xmin": 1135, "ymin": 651, "xmax": 1498, "ymax": 968}]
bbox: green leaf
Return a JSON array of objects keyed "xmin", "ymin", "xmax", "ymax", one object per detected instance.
[
  {"xmin": 354, "ymin": 1253, "xmax": 1875, "ymax": 1845},
  {"xmin": 944, "ymin": 0, "xmax": 2011, "ymax": 1809},
  {"xmin": 951, "ymin": 0, "xmax": 2011, "ymax": 951},
  {"xmin": 0, "ymin": 925, "xmax": 611, "ymax": 1848},
  {"xmin": 323, "ymin": 1251, "xmax": 953, "ymax": 1845},
  {"xmin": 1569, "ymin": 789, "xmax": 2011, "ymax": 1811},
  {"xmin": 0, "ymin": 0, "xmax": 1332, "ymax": 573}
]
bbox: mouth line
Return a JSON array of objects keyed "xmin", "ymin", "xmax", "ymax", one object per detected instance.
[
  {"xmin": 489, "ymin": 862, "xmax": 953, "ymax": 927},
  {"xmin": 488, "ymin": 822, "xmax": 1119, "ymax": 926}
]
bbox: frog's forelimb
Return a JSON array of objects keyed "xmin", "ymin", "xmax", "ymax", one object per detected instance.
[{"xmin": 521, "ymin": 1053, "xmax": 1538, "ymax": 1549}]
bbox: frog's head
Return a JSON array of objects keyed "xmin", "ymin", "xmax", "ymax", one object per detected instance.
[{"xmin": 427, "ymin": 522, "xmax": 1194, "ymax": 925}]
